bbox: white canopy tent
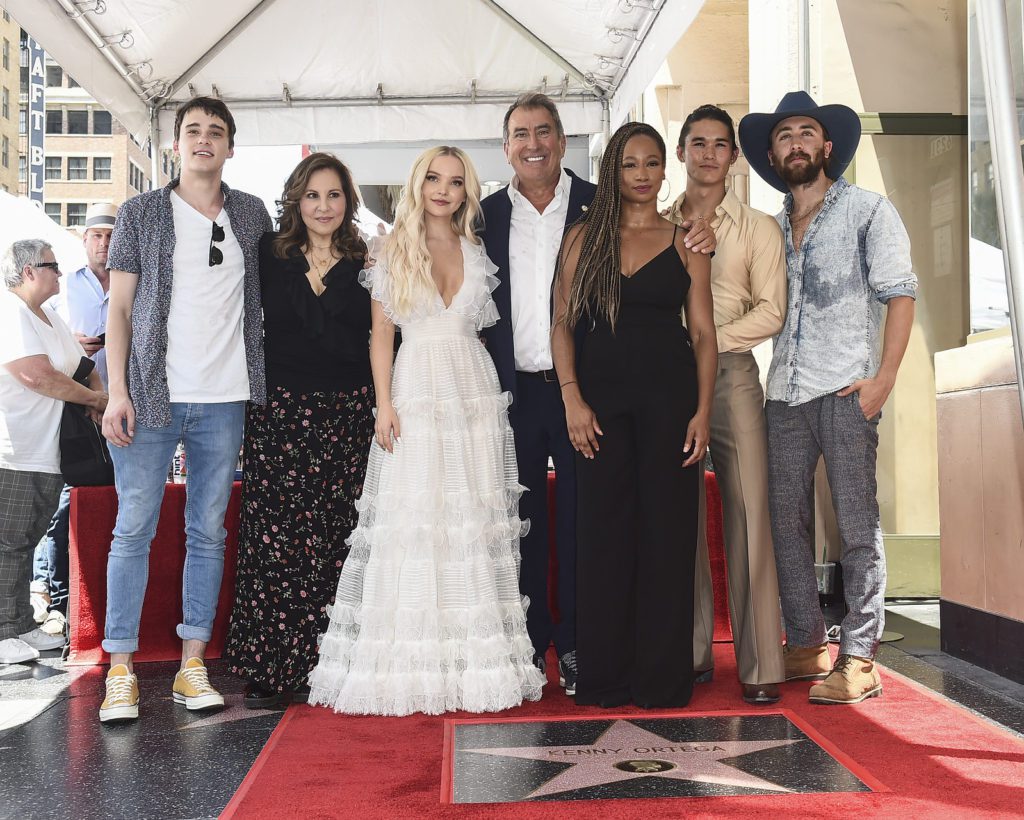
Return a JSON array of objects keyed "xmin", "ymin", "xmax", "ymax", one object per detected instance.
[
  {"xmin": 11, "ymin": 0, "xmax": 704, "ymax": 158},
  {"xmin": 0, "ymin": 192, "xmax": 87, "ymax": 271}
]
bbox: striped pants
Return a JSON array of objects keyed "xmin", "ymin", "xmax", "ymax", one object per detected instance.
[{"xmin": 0, "ymin": 468, "xmax": 64, "ymax": 639}]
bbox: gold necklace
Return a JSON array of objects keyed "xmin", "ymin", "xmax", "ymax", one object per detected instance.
[{"xmin": 304, "ymin": 245, "xmax": 337, "ymax": 281}]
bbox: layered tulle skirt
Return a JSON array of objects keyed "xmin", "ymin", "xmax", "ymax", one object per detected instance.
[{"xmin": 308, "ymin": 314, "xmax": 546, "ymax": 715}]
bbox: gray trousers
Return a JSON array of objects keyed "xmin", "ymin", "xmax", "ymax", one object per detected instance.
[
  {"xmin": 765, "ymin": 393, "xmax": 886, "ymax": 659},
  {"xmin": 0, "ymin": 467, "xmax": 64, "ymax": 639}
]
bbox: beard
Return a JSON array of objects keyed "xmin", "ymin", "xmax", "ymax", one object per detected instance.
[{"xmin": 776, "ymin": 148, "xmax": 826, "ymax": 186}]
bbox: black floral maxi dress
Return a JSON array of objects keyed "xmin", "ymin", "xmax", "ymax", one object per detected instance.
[{"xmin": 225, "ymin": 233, "xmax": 374, "ymax": 694}]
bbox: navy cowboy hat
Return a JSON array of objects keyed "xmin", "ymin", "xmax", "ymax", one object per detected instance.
[{"xmin": 738, "ymin": 91, "xmax": 861, "ymax": 193}]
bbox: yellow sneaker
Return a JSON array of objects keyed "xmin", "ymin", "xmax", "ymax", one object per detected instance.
[
  {"xmin": 172, "ymin": 657, "xmax": 225, "ymax": 711},
  {"xmin": 809, "ymin": 654, "xmax": 882, "ymax": 704},
  {"xmin": 99, "ymin": 664, "xmax": 139, "ymax": 723},
  {"xmin": 783, "ymin": 642, "xmax": 832, "ymax": 681}
]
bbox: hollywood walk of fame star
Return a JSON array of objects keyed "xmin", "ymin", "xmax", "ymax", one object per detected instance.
[{"xmin": 462, "ymin": 719, "xmax": 803, "ymax": 799}]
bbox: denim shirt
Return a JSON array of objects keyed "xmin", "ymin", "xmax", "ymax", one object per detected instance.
[
  {"xmin": 107, "ymin": 179, "xmax": 272, "ymax": 427},
  {"xmin": 765, "ymin": 178, "xmax": 917, "ymax": 406}
]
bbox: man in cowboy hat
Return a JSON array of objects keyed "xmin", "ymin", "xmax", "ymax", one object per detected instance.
[
  {"xmin": 739, "ymin": 91, "xmax": 917, "ymax": 704},
  {"xmin": 31, "ymin": 202, "xmax": 120, "ymax": 643}
]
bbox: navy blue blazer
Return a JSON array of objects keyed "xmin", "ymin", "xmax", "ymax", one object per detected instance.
[{"xmin": 479, "ymin": 169, "xmax": 597, "ymax": 403}]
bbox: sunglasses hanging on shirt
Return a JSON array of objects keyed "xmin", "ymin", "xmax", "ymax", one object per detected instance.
[{"xmin": 209, "ymin": 222, "xmax": 225, "ymax": 266}]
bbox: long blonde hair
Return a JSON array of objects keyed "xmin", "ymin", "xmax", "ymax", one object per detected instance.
[{"xmin": 386, "ymin": 145, "xmax": 482, "ymax": 316}]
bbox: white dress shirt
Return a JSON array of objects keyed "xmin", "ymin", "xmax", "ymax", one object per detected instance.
[
  {"xmin": 507, "ymin": 168, "xmax": 572, "ymax": 372},
  {"xmin": 50, "ymin": 265, "xmax": 110, "ymax": 386}
]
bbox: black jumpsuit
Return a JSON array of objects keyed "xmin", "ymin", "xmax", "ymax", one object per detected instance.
[{"xmin": 574, "ymin": 229, "xmax": 700, "ymax": 708}]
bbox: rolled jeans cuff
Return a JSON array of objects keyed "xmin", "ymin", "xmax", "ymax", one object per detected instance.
[
  {"xmin": 102, "ymin": 637, "xmax": 140, "ymax": 654},
  {"xmin": 176, "ymin": 623, "xmax": 213, "ymax": 643}
]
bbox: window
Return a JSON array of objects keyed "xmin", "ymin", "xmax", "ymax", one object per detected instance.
[
  {"xmin": 2, "ymin": 87, "xmax": 9, "ymax": 120},
  {"xmin": 93, "ymin": 110, "xmax": 112, "ymax": 135},
  {"xmin": 2, "ymin": 39, "xmax": 9, "ymax": 71},
  {"xmin": 67, "ymin": 156, "xmax": 87, "ymax": 180},
  {"xmin": 162, "ymin": 153, "xmax": 168, "ymax": 174},
  {"xmin": 44, "ymin": 156, "xmax": 61, "ymax": 180},
  {"xmin": 129, "ymin": 161, "xmax": 146, "ymax": 192},
  {"xmin": 18, "ymin": 155, "xmax": 26, "ymax": 183},
  {"xmin": 19, "ymin": 65, "xmax": 27, "ymax": 95},
  {"xmin": 2, "ymin": 10, "xmax": 9, "ymax": 22},
  {"xmin": 93, "ymin": 156, "xmax": 111, "ymax": 181},
  {"xmin": 45, "ymin": 65, "xmax": 62, "ymax": 87},
  {"xmin": 46, "ymin": 110, "xmax": 62, "ymax": 134},
  {"xmin": 66, "ymin": 203, "xmax": 87, "ymax": 227},
  {"xmin": 67, "ymin": 110, "xmax": 88, "ymax": 135},
  {"xmin": 1, "ymin": 136, "xmax": 8, "ymax": 169},
  {"xmin": 44, "ymin": 203, "xmax": 61, "ymax": 225},
  {"xmin": 18, "ymin": 108, "xmax": 25, "ymax": 134},
  {"xmin": 68, "ymin": 76, "xmax": 80, "ymax": 89}
]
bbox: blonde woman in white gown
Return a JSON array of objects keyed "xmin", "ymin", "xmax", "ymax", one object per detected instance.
[{"xmin": 308, "ymin": 146, "xmax": 545, "ymax": 716}]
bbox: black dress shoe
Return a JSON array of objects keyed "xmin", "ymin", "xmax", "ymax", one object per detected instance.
[
  {"xmin": 243, "ymin": 682, "xmax": 282, "ymax": 709},
  {"xmin": 289, "ymin": 684, "xmax": 311, "ymax": 705},
  {"xmin": 742, "ymin": 683, "xmax": 781, "ymax": 704}
]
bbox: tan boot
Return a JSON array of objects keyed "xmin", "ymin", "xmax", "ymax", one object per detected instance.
[
  {"xmin": 783, "ymin": 642, "xmax": 831, "ymax": 681},
  {"xmin": 809, "ymin": 654, "xmax": 882, "ymax": 704}
]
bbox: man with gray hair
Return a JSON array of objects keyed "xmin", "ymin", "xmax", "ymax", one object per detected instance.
[
  {"xmin": 1, "ymin": 240, "xmax": 107, "ymax": 664},
  {"xmin": 31, "ymin": 203, "xmax": 119, "ymax": 642}
]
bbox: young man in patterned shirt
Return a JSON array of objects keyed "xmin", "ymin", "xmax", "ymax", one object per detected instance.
[{"xmin": 99, "ymin": 97, "xmax": 271, "ymax": 723}]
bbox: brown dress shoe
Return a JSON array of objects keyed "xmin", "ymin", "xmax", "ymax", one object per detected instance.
[
  {"xmin": 809, "ymin": 654, "xmax": 882, "ymax": 704},
  {"xmin": 783, "ymin": 642, "xmax": 831, "ymax": 681},
  {"xmin": 742, "ymin": 683, "xmax": 781, "ymax": 704}
]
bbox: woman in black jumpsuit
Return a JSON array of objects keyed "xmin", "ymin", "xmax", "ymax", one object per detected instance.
[{"xmin": 551, "ymin": 122, "xmax": 717, "ymax": 709}]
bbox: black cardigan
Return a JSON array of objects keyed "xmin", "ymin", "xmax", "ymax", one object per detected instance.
[{"xmin": 258, "ymin": 232, "xmax": 372, "ymax": 393}]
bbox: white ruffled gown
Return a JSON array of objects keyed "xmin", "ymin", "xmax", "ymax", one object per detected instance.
[{"xmin": 307, "ymin": 237, "xmax": 546, "ymax": 716}]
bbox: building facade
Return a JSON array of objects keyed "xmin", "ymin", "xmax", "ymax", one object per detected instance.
[
  {"xmin": 0, "ymin": 9, "xmax": 19, "ymax": 193},
  {"xmin": 15, "ymin": 27, "xmax": 174, "ymax": 226}
]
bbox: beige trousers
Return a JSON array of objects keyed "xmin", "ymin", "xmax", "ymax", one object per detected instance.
[{"xmin": 693, "ymin": 352, "xmax": 785, "ymax": 684}]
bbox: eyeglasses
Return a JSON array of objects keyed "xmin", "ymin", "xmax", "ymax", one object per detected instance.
[
  {"xmin": 34, "ymin": 262, "xmax": 60, "ymax": 271},
  {"xmin": 209, "ymin": 222, "xmax": 225, "ymax": 266}
]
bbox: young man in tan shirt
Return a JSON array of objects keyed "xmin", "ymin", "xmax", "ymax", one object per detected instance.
[{"xmin": 666, "ymin": 104, "xmax": 787, "ymax": 704}]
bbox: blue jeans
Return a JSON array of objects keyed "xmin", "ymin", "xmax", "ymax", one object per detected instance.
[
  {"xmin": 102, "ymin": 402, "xmax": 244, "ymax": 654},
  {"xmin": 33, "ymin": 484, "xmax": 72, "ymax": 615}
]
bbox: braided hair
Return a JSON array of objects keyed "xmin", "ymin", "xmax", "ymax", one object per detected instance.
[{"xmin": 561, "ymin": 121, "xmax": 667, "ymax": 331}]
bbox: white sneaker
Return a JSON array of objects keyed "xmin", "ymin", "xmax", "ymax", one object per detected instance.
[
  {"xmin": 19, "ymin": 627, "xmax": 66, "ymax": 652},
  {"xmin": 0, "ymin": 637, "xmax": 40, "ymax": 664},
  {"xmin": 39, "ymin": 610, "xmax": 67, "ymax": 638},
  {"xmin": 30, "ymin": 590, "xmax": 50, "ymax": 624}
]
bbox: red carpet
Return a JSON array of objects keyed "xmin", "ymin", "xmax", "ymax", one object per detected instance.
[
  {"xmin": 67, "ymin": 482, "xmax": 242, "ymax": 664},
  {"xmin": 221, "ymin": 644, "xmax": 1024, "ymax": 819},
  {"xmin": 67, "ymin": 473, "xmax": 731, "ymax": 666}
]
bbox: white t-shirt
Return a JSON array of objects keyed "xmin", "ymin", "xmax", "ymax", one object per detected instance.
[
  {"xmin": 165, "ymin": 191, "xmax": 250, "ymax": 403},
  {"xmin": 0, "ymin": 289, "xmax": 85, "ymax": 473}
]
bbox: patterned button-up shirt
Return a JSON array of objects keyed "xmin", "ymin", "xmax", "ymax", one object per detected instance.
[
  {"xmin": 766, "ymin": 177, "xmax": 918, "ymax": 406},
  {"xmin": 107, "ymin": 179, "xmax": 271, "ymax": 427}
]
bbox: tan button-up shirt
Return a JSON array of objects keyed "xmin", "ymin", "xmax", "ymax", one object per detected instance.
[{"xmin": 666, "ymin": 187, "xmax": 787, "ymax": 353}]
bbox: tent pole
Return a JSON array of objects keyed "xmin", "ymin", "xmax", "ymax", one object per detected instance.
[
  {"xmin": 149, "ymin": 105, "xmax": 161, "ymax": 187},
  {"xmin": 977, "ymin": 0, "xmax": 1024, "ymax": 426}
]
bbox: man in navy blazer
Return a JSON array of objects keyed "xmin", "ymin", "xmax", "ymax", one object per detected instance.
[
  {"xmin": 479, "ymin": 93, "xmax": 593, "ymax": 697},
  {"xmin": 480, "ymin": 93, "xmax": 713, "ymax": 698}
]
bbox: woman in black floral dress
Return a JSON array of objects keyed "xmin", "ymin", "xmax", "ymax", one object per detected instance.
[{"xmin": 225, "ymin": 152, "xmax": 374, "ymax": 707}]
